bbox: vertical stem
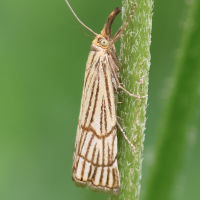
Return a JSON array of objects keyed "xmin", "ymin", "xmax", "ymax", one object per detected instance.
[{"xmin": 109, "ymin": 0, "xmax": 152, "ymax": 199}]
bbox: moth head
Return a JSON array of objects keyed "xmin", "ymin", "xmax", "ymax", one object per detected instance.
[{"xmin": 92, "ymin": 35, "xmax": 110, "ymax": 49}]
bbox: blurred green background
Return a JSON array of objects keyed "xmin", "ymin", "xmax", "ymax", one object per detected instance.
[{"xmin": 1, "ymin": 0, "xmax": 199, "ymax": 200}]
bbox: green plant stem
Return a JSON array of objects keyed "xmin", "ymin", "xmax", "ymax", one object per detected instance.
[
  {"xmin": 143, "ymin": 1, "xmax": 200, "ymax": 200},
  {"xmin": 108, "ymin": 0, "xmax": 152, "ymax": 199}
]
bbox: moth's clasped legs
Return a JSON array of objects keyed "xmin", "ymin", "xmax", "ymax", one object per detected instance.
[
  {"xmin": 116, "ymin": 120, "xmax": 135, "ymax": 149},
  {"xmin": 116, "ymin": 116, "xmax": 123, "ymax": 120},
  {"xmin": 118, "ymin": 85, "xmax": 148, "ymax": 99},
  {"xmin": 110, "ymin": 63, "xmax": 148, "ymax": 99}
]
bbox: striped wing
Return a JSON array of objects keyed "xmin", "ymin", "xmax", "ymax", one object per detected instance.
[{"xmin": 72, "ymin": 50, "xmax": 120, "ymax": 194}]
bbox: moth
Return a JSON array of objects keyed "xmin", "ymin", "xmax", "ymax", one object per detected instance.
[{"xmin": 66, "ymin": 0, "xmax": 144, "ymax": 195}]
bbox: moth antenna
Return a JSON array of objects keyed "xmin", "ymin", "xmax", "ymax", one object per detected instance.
[{"xmin": 65, "ymin": 0, "xmax": 98, "ymax": 36}]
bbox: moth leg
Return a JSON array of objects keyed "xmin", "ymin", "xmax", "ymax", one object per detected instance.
[
  {"xmin": 110, "ymin": 3, "xmax": 137, "ymax": 46},
  {"xmin": 116, "ymin": 116, "xmax": 123, "ymax": 120},
  {"xmin": 109, "ymin": 60, "xmax": 147, "ymax": 98},
  {"xmin": 116, "ymin": 120, "xmax": 135, "ymax": 149},
  {"xmin": 118, "ymin": 83, "xmax": 148, "ymax": 98}
]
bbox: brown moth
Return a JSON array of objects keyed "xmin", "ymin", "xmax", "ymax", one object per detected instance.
[{"xmin": 65, "ymin": 0, "xmax": 143, "ymax": 195}]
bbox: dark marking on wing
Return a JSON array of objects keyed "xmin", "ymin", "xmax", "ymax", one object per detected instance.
[
  {"xmin": 107, "ymin": 143, "xmax": 110, "ymax": 165},
  {"xmin": 90, "ymin": 75, "xmax": 100, "ymax": 123},
  {"xmin": 102, "ymin": 137, "xmax": 105, "ymax": 165},
  {"xmin": 88, "ymin": 164, "xmax": 92, "ymax": 180},
  {"xmin": 92, "ymin": 143, "xmax": 97, "ymax": 164},
  {"xmin": 81, "ymin": 125, "xmax": 116, "ymax": 139},
  {"xmin": 78, "ymin": 130, "xmax": 85, "ymax": 155},
  {"xmin": 106, "ymin": 167, "xmax": 110, "ymax": 187},
  {"xmin": 81, "ymin": 160, "xmax": 86, "ymax": 180},
  {"xmin": 84, "ymin": 52, "xmax": 96, "ymax": 87},
  {"xmin": 84, "ymin": 79, "xmax": 96, "ymax": 125},
  {"xmin": 102, "ymin": 62, "xmax": 112, "ymax": 117},
  {"xmin": 103, "ymin": 98, "xmax": 107, "ymax": 134},
  {"xmin": 111, "ymin": 133, "xmax": 117, "ymax": 160},
  {"xmin": 85, "ymin": 134, "xmax": 95, "ymax": 159},
  {"xmin": 99, "ymin": 167, "xmax": 104, "ymax": 185},
  {"xmin": 112, "ymin": 168, "xmax": 115, "ymax": 187},
  {"xmin": 84, "ymin": 55, "xmax": 99, "ymax": 89},
  {"xmin": 77, "ymin": 155, "xmax": 116, "ymax": 167},
  {"xmin": 96, "ymin": 150, "xmax": 100, "ymax": 165},
  {"xmin": 100, "ymin": 96, "xmax": 104, "ymax": 133},
  {"xmin": 92, "ymin": 166, "xmax": 97, "ymax": 185}
]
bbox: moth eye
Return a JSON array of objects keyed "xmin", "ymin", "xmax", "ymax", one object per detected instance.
[{"xmin": 100, "ymin": 39, "xmax": 108, "ymax": 46}]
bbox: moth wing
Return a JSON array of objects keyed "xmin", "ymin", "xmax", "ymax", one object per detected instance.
[{"xmin": 72, "ymin": 50, "xmax": 120, "ymax": 195}]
